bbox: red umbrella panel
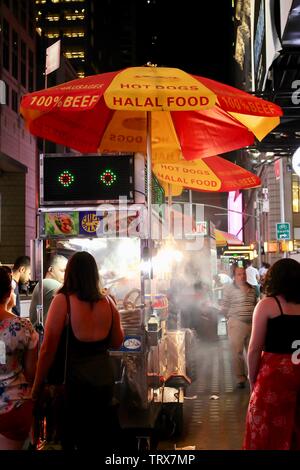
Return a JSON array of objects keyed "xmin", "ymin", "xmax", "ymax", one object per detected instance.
[
  {"xmin": 153, "ymin": 156, "xmax": 261, "ymax": 195},
  {"xmin": 20, "ymin": 66, "xmax": 283, "ymax": 162}
]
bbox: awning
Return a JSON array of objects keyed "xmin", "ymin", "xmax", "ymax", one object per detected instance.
[{"xmin": 215, "ymin": 229, "xmax": 243, "ymax": 247}]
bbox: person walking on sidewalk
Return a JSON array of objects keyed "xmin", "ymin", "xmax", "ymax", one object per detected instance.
[
  {"xmin": 221, "ymin": 264, "xmax": 257, "ymax": 388},
  {"xmin": 245, "ymin": 260, "xmax": 260, "ymax": 299},
  {"xmin": 244, "ymin": 259, "xmax": 300, "ymax": 450}
]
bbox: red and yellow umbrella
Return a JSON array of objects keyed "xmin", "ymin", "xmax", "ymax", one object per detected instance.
[
  {"xmin": 215, "ymin": 229, "xmax": 244, "ymax": 247},
  {"xmin": 20, "ymin": 66, "xmax": 283, "ymax": 163},
  {"xmin": 153, "ymin": 155, "xmax": 261, "ymax": 196}
]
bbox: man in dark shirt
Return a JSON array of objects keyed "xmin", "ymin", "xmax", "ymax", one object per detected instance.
[{"xmin": 12, "ymin": 256, "xmax": 31, "ymax": 316}]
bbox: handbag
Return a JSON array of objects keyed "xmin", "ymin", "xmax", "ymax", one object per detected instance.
[{"xmin": 47, "ymin": 295, "xmax": 70, "ymax": 385}]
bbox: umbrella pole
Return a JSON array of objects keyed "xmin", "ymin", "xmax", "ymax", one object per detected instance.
[
  {"xmin": 146, "ymin": 111, "xmax": 152, "ymax": 242},
  {"xmin": 168, "ymin": 184, "xmax": 172, "ymax": 236},
  {"xmin": 189, "ymin": 190, "xmax": 193, "ymax": 217},
  {"xmin": 146, "ymin": 111, "xmax": 153, "ymax": 313}
]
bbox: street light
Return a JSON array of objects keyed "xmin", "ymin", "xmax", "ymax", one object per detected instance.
[{"xmin": 292, "ymin": 147, "xmax": 300, "ymax": 176}]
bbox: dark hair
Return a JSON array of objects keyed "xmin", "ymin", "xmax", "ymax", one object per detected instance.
[
  {"xmin": 264, "ymin": 258, "xmax": 300, "ymax": 303},
  {"xmin": 58, "ymin": 251, "xmax": 103, "ymax": 302},
  {"xmin": 13, "ymin": 256, "xmax": 30, "ymax": 272},
  {"xmin": 0, "ymin": 267, "xmax": 12, "ymax": 303}
]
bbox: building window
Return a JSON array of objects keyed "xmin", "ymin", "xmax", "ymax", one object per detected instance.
[
  {"xmin": 46, "ymin": 15, "xmax": 60, "ymax": 21},
  {"xmin": 65, "ymin": 14, "xmax": 85, "ymax": 21},
  {"xmin": 63, "ymin": 31, "xmax": 85, "ymax": 37},
  {"xmin": 12, "ymin": 90, "xmax": 19, "ymax": 113},
  {"xmin": 45, "ymin": 32, "xmax": 60, "ymax": 38},
  {"xmin": 21, "ymin": 40, "xmax": 27, "ymax": 88},
  {"xmin": 1, "ymin": 82, "xmax": 9, "ymax": 107},
  {"xmin": 28, "ymin": 2, "xmax": 35, "ymax": 37},
  {"xmin": 28, "ymin": 49, "xmax": 34, "ymax": 92},
  {"xmin": 12, "ymin": 30, "xmax": 19, "ymax": 80},
  {"xmin": 35, "ymin": 0, "xmax": 46, "ymax": 3},
  {"xmin": 2, "ymin": 19, "xmax": 10, "ymax": 71},
  {"xmin": 64, "ymin": 51, "xmax": 85, "ymax": 59},
  {"xmin": 6, "ymin": 82, "xmax": 10, "ymax": 107},
  {"xmin": 293, "ymin": 174, "xmax": 300, "ymax": 213},
  {"xmin": 20, "ymin": 0, "xmax": 27, "ymax": 29},
  {"xmin": 13, "ymin": 0, "xmax": 19, "ymax": 20}
]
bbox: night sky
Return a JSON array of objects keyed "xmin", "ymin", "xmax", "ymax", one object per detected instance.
[{"xmin": 136, "ymin": 0, "xmax": 235, "ymax": 85}]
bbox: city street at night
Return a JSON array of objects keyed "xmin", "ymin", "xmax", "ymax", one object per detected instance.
[
  {"xmin": 1, "ymin": 0, "xmax": 300, "ymax": 467},
  {"xmin": 159, "ymin": 336, "xmax": 249, "ymax": 451}
]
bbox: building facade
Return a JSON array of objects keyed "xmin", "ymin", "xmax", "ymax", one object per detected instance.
[
  {"xmin": 233, "ymin": 0, "xmax": 300, "ymax": 264},
  {"xmin": 0, "ymin": 0, "xmax": 37, "ymax": 262}
]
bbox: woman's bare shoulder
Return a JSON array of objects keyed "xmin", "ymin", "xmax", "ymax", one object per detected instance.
[{"xmin": 256, "ymin": 296, "xmax": 280, "ymax": 317}]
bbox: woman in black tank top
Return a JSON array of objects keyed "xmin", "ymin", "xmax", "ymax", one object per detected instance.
[
  {"xmin": 32, "ymin": 252, "xmax": 124, "ymax": 450},
  {"xmin": 244, "ymin": 259, "xmax": 300, "ymax": 450}
]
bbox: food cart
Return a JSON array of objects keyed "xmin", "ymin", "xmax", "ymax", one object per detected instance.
[{"xmin": 34, "ymin": 152, "xmax": 194, "ymax": 448}]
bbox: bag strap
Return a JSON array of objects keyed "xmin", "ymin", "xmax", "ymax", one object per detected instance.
[
  {"xmin": 63, "ymin": 294, "xmax": 71, "ymax": 385},
  {"xmin": 106, "ymin": 296, "xmax": 115, "ymax": 339},
  {"xmin": 273, "ymin": 296, "xmax": 284, "ymax": 316}
]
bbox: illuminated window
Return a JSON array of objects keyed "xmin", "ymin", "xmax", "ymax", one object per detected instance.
[
  {"xmin": 35, "ymin": 0, "xmax": 46, "ymax": 3},
  {"xmin": 64, "ymin": 51, "xmax": 85, "ymax": 59},
  {"xmin": 63, "ymin": 31, "xmax": 85, "ymax": 37},
  {"xmin": 77, "ymin": 71, "xmax": 85, "ymax": 78},
  {"xmin": 65, "ymin": 14, "xmax": 85, "ymax": 20},
  {"xmin": 46, "ymin": 15, "xmax": 60, "ymax": 21},
  {"xmin": 45, "ymin": 32, "xmax": 60, "ymax": 38},
  {"xmin": 293, "ymin": 174, "xmax": 300, "ymax": 213}
]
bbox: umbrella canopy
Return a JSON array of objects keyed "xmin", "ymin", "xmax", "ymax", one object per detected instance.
[
  {"xmin": 215, "ymin": 229, "xmax": 243, "ymax": 247},
  {"xmin": 20, "ymin": 66, "xmax": 283, "ymax": 162},
  {"xmin": 153, "ymin": 155, "xmax": 261, "ymax": 195}
]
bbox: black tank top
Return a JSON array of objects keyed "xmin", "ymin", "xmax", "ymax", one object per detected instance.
[
  {"xmin": 68, "ymin": 297, "xmax": 114, "ymax": 357},
  {"xmin": 264, "ymin": 296, "xmax": 300, "ymax": 354},
  {"xmin": 66, "ymin": 297, "xmax": 115, "ymax": 389}
]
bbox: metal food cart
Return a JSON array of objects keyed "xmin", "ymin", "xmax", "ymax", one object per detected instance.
[{"xmin": 34, "ymin": 152, "xmax": 194, "ymax": 449}]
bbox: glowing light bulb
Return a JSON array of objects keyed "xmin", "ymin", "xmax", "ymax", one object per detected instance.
[{"xmin": 58, "ymin": 170, "xmax": 75, "ymax": 187}]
